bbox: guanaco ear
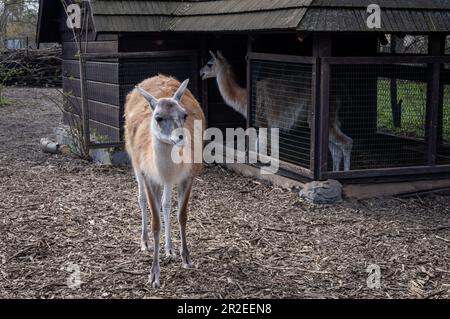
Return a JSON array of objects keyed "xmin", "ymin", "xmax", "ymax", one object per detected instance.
[
  {"xmin": 209, "ymin": 50, "xmax": 217, "ymax": 60},
  {"xmin": 173, "ymin": 79, "xmax": 190, "ymax": 102},
  {"xmin": 216, "ymin": 50, "xmax": 225, "ymax": 60},
  {"xmin": 136, "ymin": 86, "xmax": 158, "ymax": 111}
]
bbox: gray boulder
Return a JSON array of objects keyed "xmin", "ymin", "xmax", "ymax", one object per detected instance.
[{"xmin": 300, "ymin": 180, "xmax": 342, "ymax": 204}]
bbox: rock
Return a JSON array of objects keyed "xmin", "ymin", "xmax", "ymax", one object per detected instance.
[
  {"xmin": 90, "ymin": 149, "xmax": 131, "ymax": 166},
  {"xmin": 300, "ymin": 180, "xmax": 342, "ymax": 204},
  {"xmin": 53, "ymin": 125, "xmax": 131, "ymax": 166},
  {"xmin": 111, "ymin": 151, "xmax": 131, "ymax": 166},
  {"xmin": 40, "ymin": 138, "xmax": 59, "ymax": 154},
  {"xmin": 54, "ymin": 126, "xmax": 75, "ymax": 146},
  {"xmin": 90, "ymin": 148, "xmax": 112, "ymax": 165}
]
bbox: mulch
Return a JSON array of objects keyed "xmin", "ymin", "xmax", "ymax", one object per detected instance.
[{"xmin": 0, "ymin": 88, "xmax": 449, "ymax": 299}]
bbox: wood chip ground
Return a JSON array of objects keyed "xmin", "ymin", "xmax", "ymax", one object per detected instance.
[{"xmin": 0, "ymin": 88, "xmax": 449, "ymax": 299}]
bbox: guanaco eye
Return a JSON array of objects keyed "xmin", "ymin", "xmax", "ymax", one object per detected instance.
[
  {"xmin": 183, "ymin": 113, "xmax": 188, "ymax": 120},
  {"xmin": 155, "ymin": 116, "xmax": 163, "ymax": 123}
]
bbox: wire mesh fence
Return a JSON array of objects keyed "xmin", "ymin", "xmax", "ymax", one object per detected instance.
[
  {"xmin": 379, "ymin": 35, "xmax": 428, "ymax": 55},
  {"xmin": 439, "ymin": 63, "xmax": 450, "ymax": 165},
  {"xmin": 329, "ymin": 62, "xmax": 429, "ymax": 171},
  {"xmin": 249, "ymin": 58, "xmax": 313, "ymax": 169}
]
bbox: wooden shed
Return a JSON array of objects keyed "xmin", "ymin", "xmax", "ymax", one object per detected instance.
[{"xmin": 37, "ymin": 0, "xmax": 450, "ymax": 183}]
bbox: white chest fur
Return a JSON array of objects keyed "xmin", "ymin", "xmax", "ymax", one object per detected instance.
[{"xmin": 149, "ymin": 140, "xmax": 189, "ymax": 185}]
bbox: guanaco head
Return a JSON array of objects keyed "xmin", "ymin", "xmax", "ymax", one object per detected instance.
[
  {"xmin": 200, "ymin": 50, "xmax": 227, "ymax": 80},
  {"xmin": 136, "ymin": 79, "xmax": 189, "ymax": 146}
]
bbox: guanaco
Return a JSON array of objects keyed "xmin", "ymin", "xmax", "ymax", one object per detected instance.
[{"xmin": 124, "ymin": 75, "xmax": 205, "ymax": 288}]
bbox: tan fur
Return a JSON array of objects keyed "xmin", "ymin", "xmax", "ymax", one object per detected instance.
[
  {"xmin": 255, "ymin": 77, "xmax": 310, "ymax": 131},
  {"xmin": 124, "ymin": 75, "xmax": 205, "ymax": 182},
  {"xmin": 217, "ymin": 64, "xmax": 247, "ymax": 117}
]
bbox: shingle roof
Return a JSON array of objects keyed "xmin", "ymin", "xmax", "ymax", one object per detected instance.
[
  {"xmin": 300, "ymin": 0, "xmax": 450, "ymax": 32},
  {"xmin": 90, "ymin": 0, "xmax": 312, "ymax": 32},
  {"xmin": 37, "ymin": 0, "xmax": 450, "ymax": 43}
]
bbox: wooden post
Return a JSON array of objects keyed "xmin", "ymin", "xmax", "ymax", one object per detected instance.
[
  {"xmin": 310, "ymin": 57, "xmax": 319, "ymax": 178},
  {"xmin": 425, "ymin": 34, "xmax": 444, "ymax": 165},
  {"xmin": 390, "ymin": 36, "xmax": 402, "ymax": 128},
  {"xmin": 246, "ymin": 35, "xmax": 253, "ymax": 130},
  {"xmin": 77, "ymin": 2, "xmax": 90, "ymax": 154},
  {"xmin": 200, "ymin": 37, "xmax": 209, "ymax": 127},
  {"xmin": 189, "ymin": 51, "xmax": 199, "ymax": 100},
  {"xmin": 79, "ymin": 54, "xmax": 90, "ymax": 153},
  {"xmin": 312, "ymin": 34, "xmax": 332, "ymax": 180}
]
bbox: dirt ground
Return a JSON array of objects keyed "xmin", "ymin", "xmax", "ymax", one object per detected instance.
[{"xmin": 0, "ymin": 88, "xmax": 450, "ymax": 299}]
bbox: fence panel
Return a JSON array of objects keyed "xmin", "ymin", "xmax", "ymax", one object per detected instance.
[
  {"xmin": 329, "ymin": 62, "xmax": 429, "ymax": 171},
  {"xmin": 439, "ymin": 63, "xmax": 450, "ymax": 165},
  {"xmin": 248, "ymin": 54, "xmax": 315, "ymax": 174}
]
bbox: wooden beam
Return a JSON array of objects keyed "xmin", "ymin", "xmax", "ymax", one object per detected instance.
[
  {"xmin": 79, "ymin": 56, "xmax": 91, "ymax": 151},
  {"xmin": 200, "ymin": 37, "xmax": 209, "ymax": 127},
  {"xmin": 323, "ymin": 56, "xmax": 450, "ymax": 65},
  {"xmin": 426, "ymin": 35, "xmax": 445, "ymax": 165},
  {"xmin": 310, "ymin": 58, "xmax": 320, "ymax": 179},
  {"xmin": 313, "ymin": 34, "xmax": 332, "ymax": 180},
  {"xmin": 390, "ymin": 36, "xmax": 402, "ymax": 128},
  {"xmin": 246, "ymin": 35, "xmax": 253, "ymax": 130},
  {"xmin": 248, "ymin": 52, "xmax": 315, "ymax": 64}
]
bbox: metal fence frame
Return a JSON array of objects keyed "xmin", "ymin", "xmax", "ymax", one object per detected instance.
[{"xmin": 78, "ymin": 50, "xmax": 199, "ymax": 151}]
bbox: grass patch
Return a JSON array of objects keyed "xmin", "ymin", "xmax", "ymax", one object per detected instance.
[
  {"xmin": 377, "ymin": 79, "xmax": 450, "ymax": 142},
  {"xmin": 0, "ymin": 96, "xmax": 12, "ymax": 107},
  {"xmin": 444, "ymin": 86, "xmax": 450, "ymax": 143}
]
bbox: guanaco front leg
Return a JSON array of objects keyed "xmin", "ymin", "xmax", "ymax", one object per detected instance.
[
  {"xmin": 144, "ymin": 179, "xmax": 162, "ymax": 288},
  {"xmin": 177, "ymin": 178, "xmax": 194, "ymax": 269},
  {"xmin": 135, "ymin": 170, "xmax": 150, "ymax": 251},
  {"xmin": 162, "ymin": 184, "xmax": 175, "ymax": 257}
]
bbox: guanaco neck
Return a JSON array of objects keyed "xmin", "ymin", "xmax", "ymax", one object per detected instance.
[
  {"xmin": 151, "ymin": 136, "xmax": 187, "ymax": 185},
  {"xmin": 216, "ymin": 62, "xmax": 248, "ymax": 119}
]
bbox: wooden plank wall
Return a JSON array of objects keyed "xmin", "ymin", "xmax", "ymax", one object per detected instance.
[{"xmin": 59, "ymin": 6, "xmax": 121, "ymax": 142}]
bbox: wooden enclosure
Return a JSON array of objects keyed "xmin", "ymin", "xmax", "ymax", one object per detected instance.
[{"xmin": 37, "ymin": 0, "xmax": 450, "ymax": 182}]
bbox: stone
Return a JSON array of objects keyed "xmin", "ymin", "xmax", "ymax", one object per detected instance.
[
  {"xmin": 90, "ymin": 148, "xmax": 112, "ymax": 165},
  {"xmin": 40, "ymin": 138, "xmax": 59, "ymax": 154},
  {"xmin": 53, "ymin": 126, "xmax": 74, "ymax": 147},
  {"xmin": 300, "ymin": 180, "xmax": 342, "ymax": 204},
  {"xmin": 111, "ymin": 151, "xmax": 131, "ymax": 166},
  {"xmin": 53, "ymin": 125, "xmax": 131, "ymax": 166}
]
